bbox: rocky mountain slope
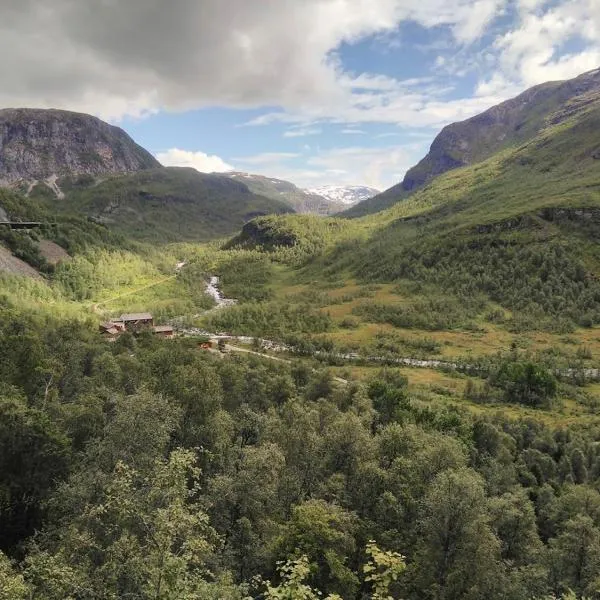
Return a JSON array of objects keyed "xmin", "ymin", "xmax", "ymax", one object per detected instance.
[
  {"xmin": 0, "ymin": 109, "xmax": 294, "ymax": 242},
  {"xmin": 0, "ymin": 108, "xmax": 159, "ymax": 188},
  {"xmin": 345, "ymin": 67, "xmax": 600, "ymax": 217},
  {"xmin": 226, "ymin": 172, "xmax": 347, "ymax": 215}
]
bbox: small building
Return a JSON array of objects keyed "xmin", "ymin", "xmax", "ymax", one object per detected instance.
[
  {"xmin": 99, "ymin": 322, "xmax": 122, "ymax": 341},
  {"xmin": 153, "ymin": 325, "xmax": 175, "ymax": 339},
  {"xmin": 119, "ymin": 313, "xmax": 154, "ymax": 331}
]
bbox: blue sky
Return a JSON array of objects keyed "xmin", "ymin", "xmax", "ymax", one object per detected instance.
[{"xmin": 3, "ymin": 0, "xmax": 599, "ymax": 190}]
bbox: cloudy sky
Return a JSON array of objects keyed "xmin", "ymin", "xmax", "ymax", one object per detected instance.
[{"xmin": 2, "ymin": 0, "xmax": 599, "ymax": 190}]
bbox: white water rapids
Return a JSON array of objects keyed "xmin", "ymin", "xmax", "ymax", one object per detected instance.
[{"xmin": 205, "ymin": 276, "xmax": 237, "ymax": 308}]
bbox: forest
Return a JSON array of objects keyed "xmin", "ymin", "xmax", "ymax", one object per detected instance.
[{"xmin": 1, "ymin": 305, "xmax": 600, "ymax": 599}]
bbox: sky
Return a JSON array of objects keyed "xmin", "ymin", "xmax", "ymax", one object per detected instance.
[{"xmin": 1, "ymin": 0, "xmax": 599, "ymax": 191}]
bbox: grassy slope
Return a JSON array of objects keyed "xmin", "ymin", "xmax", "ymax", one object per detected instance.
[
  {"xmin": 343, "ymin": 68, "xmax": 600, "ymax": 217},
  {"xmin": 33, "ymin": 167, "xmax": 294, "ymax": 243}
]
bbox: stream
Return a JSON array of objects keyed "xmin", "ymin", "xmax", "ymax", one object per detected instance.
[{"xmin": 205, "ymin": 276, "xmax": 237, "ymax": 308}]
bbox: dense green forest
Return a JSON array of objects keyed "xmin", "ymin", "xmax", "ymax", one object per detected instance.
[{"xmin": 1, "ymin": 306, "xmax": 600, "ymax": 599}]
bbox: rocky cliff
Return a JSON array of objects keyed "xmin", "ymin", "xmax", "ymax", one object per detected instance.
[
  {"xmin": 344, "ymin": 67, "xmax": 600, "ymax": 217},
  {"xmin": 400, "ymin": 68, "xmax": 600, "ymax": 193},
  {"xmin": 0, "ymin": 108, "xmax": 160, "ymax": 186}
]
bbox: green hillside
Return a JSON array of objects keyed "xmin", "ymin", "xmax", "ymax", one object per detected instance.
[
  {"xmin": 29, "ymin": 167, "xmax": 294, "ymax": 243},
  {"xmin": 224, "ymin": 71, "xmax": 600, "ymax": 352},
  {"xmin": 344, "ymin": 67, "xmax": 600, "ymax": 217}
]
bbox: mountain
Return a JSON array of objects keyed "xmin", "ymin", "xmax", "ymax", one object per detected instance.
[
  {"xmin": 308, "ymin": 185, "xmax": 380, "ymax": 205},
  {"xmin": 225, "ymin": 172, "xmax": 347, "ymax": 215},
  {"xmin": 344, "ymin": 67, "xmax": 600, "ymax": 217},
  {"xmin": 233, "ymin": 67, "xmax": 600, "ymax": 332},
  {"xmin": 0, "ymin": 108, "xmax": 159, "ymax": 189},
  {"xmin": 41, "ymin": 167, "xmax": 294, "ymax": 242},
  {"xmin": 0, "ymin": 109, "xmax": 293, "ymax": 242}
]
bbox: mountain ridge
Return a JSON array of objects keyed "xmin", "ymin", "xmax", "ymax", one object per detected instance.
[
  {"xmin": 226, "ymin": 171, "xmax": 346, "ymax": 215},
  {"xmin": 225, "ymin": 172, "xmax": 379, "ymax": 215},
  {"xmin": 308, "ymin": 184, "xmax": 380, "ymax": 206},
  {"xmin": 344, "ymin": 67, "xmax": 600, "ymax": 217}
]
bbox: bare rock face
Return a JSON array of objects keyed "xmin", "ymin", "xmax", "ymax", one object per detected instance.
[
  {"xmin": 0, "ymin": 108, "xmax": 160, "ymax": 185},
  {"xmin": 400, "ymin": 68, "xmax": 600, "ymax": 192}
]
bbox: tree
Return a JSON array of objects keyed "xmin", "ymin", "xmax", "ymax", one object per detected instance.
[
  {"xmin": 265, "ymin": 556, "xmax": 342, "ymax": 600},
  {"xmin": 548, "ymin": 515, "xmax": 600, "ymax": 598},
  {"xmin": 363, "ymin": 540, "xmax": 406, "ymax": 600},
  {"xmin": 410, "ymin": 468, "xmax": 503, "ymax": 600},
  {"xmin": 492, "ymin": 361, "xmax": 557, "ymax": 409},
  {"xmin": 488, "ymin": 490, "xmax": 543, "ymax": 565},
  {"xmin": 368, "ymin": 378, "xmax": 409, "ymax": 425},
  {"xmin": 26, "ymin": 449, "xmax": 232, "ymax": 599},
  {"xmin": 265, "ymin": 542, "xmax": 406, "ymax": 600},
  {"xmin": 276, "ymin": 499, "xmax": 359, "ymax": 598},
  {"xmin": 0, "ymin": 551, "xmax": 29, "ymax": 600},
  {"xmin": 0, "ymin": 393, "xmax": 70, "ymax": 554}
]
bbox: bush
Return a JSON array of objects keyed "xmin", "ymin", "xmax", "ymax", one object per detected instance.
[
  {"xmin": 491, "ymin": 360, "xmax": 558, "ymax": 409},
  {"xmin": 339, "ymin": 316, "xmax": 359, "ymax": 329}
]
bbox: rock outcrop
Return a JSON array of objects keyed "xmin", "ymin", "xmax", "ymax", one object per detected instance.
[
  {"xmin": 0, "ymin": 108, "xmax": 160, "ymax": 186},
  {"xmin": 399, "ymin": 68, "xmax": 600, "ymax": 193}
]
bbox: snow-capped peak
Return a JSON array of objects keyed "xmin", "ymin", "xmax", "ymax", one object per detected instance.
[{"xmin": 307, "ymin": 185, "xmax": 380, "ymax": 205}]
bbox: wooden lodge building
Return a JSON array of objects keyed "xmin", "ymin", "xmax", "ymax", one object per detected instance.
[
  {"xmin": 119, "ymin": 313, "xmax": 154, "ymax": 331},
  {"xmin": 99, "ymin": 321, "xmax": 126, "ymax": 341},
  {"xmin": 99, "ymin": 313, "xmax": 174, "ymax": 341},
  {"xmin": 153, "ymin": 325, "xmax": 175, "ymax": 339}
]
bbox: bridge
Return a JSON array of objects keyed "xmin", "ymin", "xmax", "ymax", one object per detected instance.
[{"xmin": 0, "ymin": 221, "xmax": 53, "ymax": 229}]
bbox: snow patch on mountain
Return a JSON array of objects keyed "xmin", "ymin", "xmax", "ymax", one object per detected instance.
[{"xmin": 307, "ymin": 185, "xmax": 380, "ymax": 205}]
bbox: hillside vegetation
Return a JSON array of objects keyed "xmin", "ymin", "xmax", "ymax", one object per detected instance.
[
  {"xmin": 345, "ymin": 67, "xmax": 600, "ymax": 217},
  {"xmin": 33, "ymin": 167, "xmax": 294, "ymax": 242},
  {"xmin": 234, "ymin": 80, "xmax": 600, "ymax": 334}
]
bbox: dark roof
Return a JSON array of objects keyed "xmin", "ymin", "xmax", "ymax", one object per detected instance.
[{"xmin": 120, "ymin": 313, "xmax": 153, "ymax": 322}]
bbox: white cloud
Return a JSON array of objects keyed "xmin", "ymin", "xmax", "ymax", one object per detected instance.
[
  {"xmin": 235, "ymin": 143, "xmax": 430, "ymax": 190},
  {"xmin": 477, "ymin": 0, "xmax": 600, "ymax": 96},
  {"xmin": 283, "ymin": 127, "xmax": 322, "ymax": 138},
  {"xmin": 451, "ymin": 0, "xmax": 507, "ymax": 43},
  {"xmin": 156, "ymin": 148, "xmax": 233, "ymax": 173},
  {"xmin": 234, "ymin": 152, "xmax": 301, "ymax": 166},
  {"xmin": 341, "ymin": 129, "xmax": 367, "ymax": 134},
  {"xmin": 245, "ymin": 90, "xmax": 515, "ymax": 129},
  {"xmin": 0, "ymin": 0, "xmax": 509, "ymax": 121}
]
